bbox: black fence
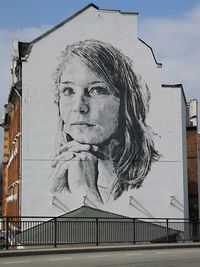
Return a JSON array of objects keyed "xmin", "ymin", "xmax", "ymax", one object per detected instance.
[{"xmin": 0, "ymin": 217, "xmax": 200, "ymax": 249}]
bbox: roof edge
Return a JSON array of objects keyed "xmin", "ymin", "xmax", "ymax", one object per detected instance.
[
  {"xmin": 31, "ymin": 4, "xmax": 138, "ymax": 44},
  {"xmin": 59, "ymin": 205, "xmax": 131, "ymax": 218},
  {"xmin": 31, "ymin": 3, "xmax": 99, "ymax": 44},
  {"xmin": 138, "ymin": 37, "xmax": 162, "ymax": 67},
  {"xmin": 162, "ymin": 83, "xmax": 183, "ymax": 88},
  {"xmin": 99, "ymin": 7, "xmax": 138, "ymax": 15}
]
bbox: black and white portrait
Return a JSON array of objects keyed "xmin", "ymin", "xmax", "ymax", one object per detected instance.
[{"xmin": 50, "ymin": 39, "xmax": 159, "ymax": 205}]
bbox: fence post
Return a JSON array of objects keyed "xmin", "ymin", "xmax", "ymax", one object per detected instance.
[
  {"xmin": 133, "ymin": 218, "xmax": 136, "ymax": 244},
  {"xmin": 54, "ymin": 217, "xmax": 57, "ymax": 248},
  {"xmin": 199, "ymin": 219, "xmax": 200, "ymax": 242},
  {"xmin": 6, "ymin": 217, "xmax": 9, "ymax": 250},
  {"xmin": 96, "ymin": 218, "xmax": 99, "ymax": 246},
  {"xmin": 166, "ymin": 218, "xmax": 169, "ymax": 243}
]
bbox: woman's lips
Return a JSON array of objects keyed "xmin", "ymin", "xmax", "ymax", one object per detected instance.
[{"xmin": 71, "ymin": 122, "xmax": 95, "ymax": 127}]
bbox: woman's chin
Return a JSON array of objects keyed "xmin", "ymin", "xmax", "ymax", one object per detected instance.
[{"xmin": 71, "ymin": 134, "xmax": 104, "ymax": 145}]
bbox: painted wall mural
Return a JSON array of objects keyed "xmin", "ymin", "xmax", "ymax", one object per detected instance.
[
  {"xmin": 21, "ymin": 6, "xmax": 188, "ymax": 218},
  {"xmin": 49, "ymin": 39, "xmax": 159, "ymax": 205}
]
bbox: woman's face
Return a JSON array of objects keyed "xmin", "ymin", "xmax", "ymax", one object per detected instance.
[{"xmin": 59, "ymin": 56, "xmax": 120, "ymax": 145}]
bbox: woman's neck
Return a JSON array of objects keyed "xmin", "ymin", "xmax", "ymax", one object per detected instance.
[{"xmin": 98, "ymin": 137, "xmax": 119, "ymax": 160}]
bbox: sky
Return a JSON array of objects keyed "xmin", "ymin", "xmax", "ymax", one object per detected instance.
[{"xmin": 0, "ymin": 0, "xmax": 200, "ymax": 161}]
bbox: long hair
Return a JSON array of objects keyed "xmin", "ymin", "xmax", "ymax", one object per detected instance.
[{"xmin": 53, "ymin": 39, "xmax": 159, "ymax": 199}]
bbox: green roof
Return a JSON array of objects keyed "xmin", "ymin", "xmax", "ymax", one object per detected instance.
[{"xmin": 60, "ymin": 205, "xmax": 130, "ymax": 219}]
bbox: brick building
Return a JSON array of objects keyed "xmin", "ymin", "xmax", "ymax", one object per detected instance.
[
  {"xmin": 0, "ymin": 41, "xmax": 22, "ymax": 218},
  {"xmin": 186, "ymin": 100, "xmax": 199, "ymax": 219}
]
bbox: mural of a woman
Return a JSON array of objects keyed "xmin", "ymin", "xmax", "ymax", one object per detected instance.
[{"xmin": 50, "ymin": 39, "xmax": 159, "ymax": 204}]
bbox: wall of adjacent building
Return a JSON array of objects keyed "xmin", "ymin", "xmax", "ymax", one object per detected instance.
[
  {"xmin": 1, "ymin": 93, "xmax": 21, "ymax": 219},
  {"xmin": 187, "ymin": 128, "xmax": 198, "ymax": 218},
  {"xmin": 198, "ymin": 133, "xmax": 200, "ymax": 219},
  {"xmin": 1, "ymin": 128, "xmax": 9, "ymax": 218}
]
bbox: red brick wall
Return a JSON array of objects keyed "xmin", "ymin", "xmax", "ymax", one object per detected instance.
[
  {"xmin": 187, "ymin": 127, "xmax": 198, "ymax": 219},
  {"xmin": 2, "ymin": 92, "xmax": 21, "ymax": 219}
]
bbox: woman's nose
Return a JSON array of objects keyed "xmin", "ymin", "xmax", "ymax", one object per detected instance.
[{"xmin": 72, "ymin": 95, "xmax": 89, "ymax": 114}]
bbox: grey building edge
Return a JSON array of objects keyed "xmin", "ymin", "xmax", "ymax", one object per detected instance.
[
  {"xmin": 0, "ymin": 82, "xmax": 22, "ymax": 128},
  {"xmin": 162, "ymin": 84, "xmax": 187, "ymax": 104}
]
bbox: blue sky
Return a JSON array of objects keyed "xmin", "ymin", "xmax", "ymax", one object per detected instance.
[
  {"xmin": 1, "ymin": 0, "xmax": 200, "ymax": 29},
  {"xmin": 1, "ymin": 0, "xmax": 200, "ymax": 160}
]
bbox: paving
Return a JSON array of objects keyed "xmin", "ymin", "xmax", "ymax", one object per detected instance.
[{"xmin": 1, "ymin": 242, "xmax": 200, "ymax": 258}]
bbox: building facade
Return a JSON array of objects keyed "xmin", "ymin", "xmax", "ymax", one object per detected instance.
[
  {"xmin": 1, "ymin": 4, "xmax": 199, "ymax": 220},
  {"xmin": 186, "ymin": 100, "xmax": 199, "ymax": 219},
  {"xmin": 1, "ymin": 89, "xmax": 21, "ymax": 218}
]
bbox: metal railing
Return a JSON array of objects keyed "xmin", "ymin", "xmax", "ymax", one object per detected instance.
[{"xmin": 0, "ymin": 216, "xmax": 199, "ymax": 249}]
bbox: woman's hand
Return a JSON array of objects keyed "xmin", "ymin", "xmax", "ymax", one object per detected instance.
[{"xmin": 50, "ymin": 140, "xmax": 103, "ymax": 203}]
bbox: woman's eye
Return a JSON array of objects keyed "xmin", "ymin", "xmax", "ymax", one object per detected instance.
[
  {"xmin": 61, "ymin": 87, "xmax": 75, "ymax": 96},
  {"xmin": 89, "ymin": 86, "xmax": 110, "ymax": 96}
]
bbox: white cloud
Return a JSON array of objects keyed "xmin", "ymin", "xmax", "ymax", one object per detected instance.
[
  {"xmin": 0, "ymin": 25, "xmax": 51, "ymax": 160},
  {"xmin": 139, "ymin": 4, "xmax": 200, "ymax": 104}
]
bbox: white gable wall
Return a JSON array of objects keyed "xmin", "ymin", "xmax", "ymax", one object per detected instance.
[{"xmin": 21, "ymin": 6, "xmax": 188, "ymax": 218}]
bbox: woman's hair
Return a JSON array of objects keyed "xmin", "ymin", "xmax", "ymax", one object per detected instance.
[{"xmin": 53, "ymin": 39, "xmax": 159, "ymax": 199}]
